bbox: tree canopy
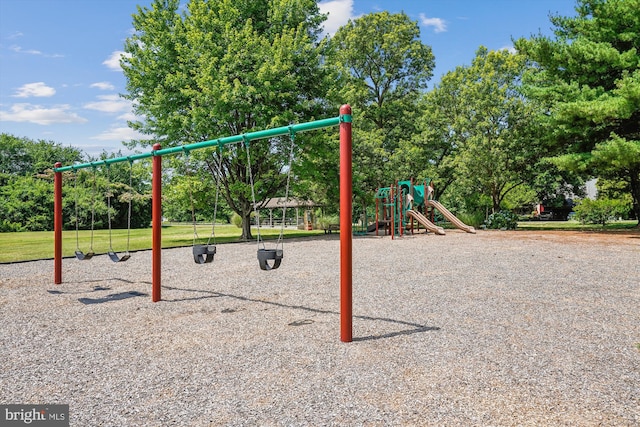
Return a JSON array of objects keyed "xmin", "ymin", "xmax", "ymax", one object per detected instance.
[
  {"xmin": 122, "ymin": 0, "xmax": 329, "ymax": 239},
  {"xmin": 4, "ymin": 0, "xmax": 638, "ymax": 233},
  {"xmin": 411, "ymin": 48, "xmax": 547, "ymax": 213},
  {"xmin": 515, "ymin": 0, "xmax": 640, "ymax": 223},
  {"xmin": 327, "ymin": 11, "xmax": 435, "ymax": 205}
]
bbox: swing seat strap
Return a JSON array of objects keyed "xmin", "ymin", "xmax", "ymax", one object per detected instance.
[
  {"xmin": 193, "ymin": 244, "xmax": 216, "ymax": 264},
  {"xmin": 257, "ymin": 248, "xmax": 283, "ymax": 271}
]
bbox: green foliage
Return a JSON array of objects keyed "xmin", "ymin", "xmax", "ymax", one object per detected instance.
[
  {"xmin": 455, "ymin": 212, "xmax": 485, "ymax": 228},
  {"xmin": 516, "ymin": 0, "xmax": 640, "ymax": 223},
  {"xmin": 316, "ymin": 214, "xmax": 339, "ymax": 230},
  {"xmin": 326, "ymin": 11, "xmax": 435, "ymax": 203},
  {"xmin": 417, "ymin": 47, "xmax": 546, "ymax": 213},
  {"xmin": 0, "ymin": 133, "xmax": 81, "ymax": 175},
  {"xmin": 573, "ymin": 197, "xmax": 631, "ymax": 225},
  {"xmin": 0, "ymin": 134, "xmax": 82, "ymax": 232},
  {"xmin": 231, "ymin": 212, "xmax": 243, "ymax": 228},
  {"xmin": 484, "ymin": 211, "xmax": 519, "ymax": 230},
  {"xmin": 122, "ymin": 0, "xmax": 329, "ymax": 240}
]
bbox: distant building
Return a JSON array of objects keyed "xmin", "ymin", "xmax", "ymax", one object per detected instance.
[{"xmin": 585, "ymin": 179, "xmax": 598, "ymax": 200}]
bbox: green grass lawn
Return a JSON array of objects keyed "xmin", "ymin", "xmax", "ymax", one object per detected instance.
[
  {"xmin": 2, "ymin": 220, "xmax": 637, "ymax": 263},
  {"xmin": 0, "ymin": 224, "xmax": 325, "ymax": 263}
]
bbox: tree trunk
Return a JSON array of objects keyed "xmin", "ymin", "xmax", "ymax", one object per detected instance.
[
  {"xmin": 492, "ymin": 189, "xmax": 501, "ymax": 213},
  {"xmin": 241, "ymin": 210, "xmax": 253, "ymax": 241},
  {"xmin": 630, "ymin": 171, "xmax": 640, "ymax": 227}
]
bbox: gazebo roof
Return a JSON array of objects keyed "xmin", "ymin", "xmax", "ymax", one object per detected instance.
[{"xmin": 260, "ymin": 197, "xmax": 317, "ymax": 209}]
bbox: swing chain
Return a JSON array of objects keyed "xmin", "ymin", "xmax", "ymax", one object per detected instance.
[
  {"xmin": 105, "ymin": 162, "xmax": 132, "ymax": 262},
  {"xmin": 245, "ymin": 136, "xmax": 264, "ymax": 249},
  {"xmin": 126, "ymin": 159, "xmax": 133, "ymax": 255},
  {"xmin": 277, "ymin": 129, "xmax": 296, "ymax": 249},
  {"xmin": 106, "ymin": 164, "xmax": 114, "ymax": 252},
  {"xmin": 185, "ymin": 150, "xmax": 200, "ymax": 245},
  {"xmin": 207, "ymin": 145, "xmax": 224, "ymax": 246},
  {"xmin": 90, "ymin": 167, "xmax": 96, "ymax": 252},
  {"xmin": 74, "ymin": 170, "xmax": 81, "ymax": 251}
]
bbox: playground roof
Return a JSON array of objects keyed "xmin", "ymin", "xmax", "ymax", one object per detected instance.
[{"xmin": 261, "ymin": 197, "xmax": 317, "ymax": 209}]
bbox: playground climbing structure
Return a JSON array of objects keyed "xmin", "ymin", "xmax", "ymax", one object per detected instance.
[{"xmin": 373, "ymin": 179, "xmax": 475, "ymax": 239}]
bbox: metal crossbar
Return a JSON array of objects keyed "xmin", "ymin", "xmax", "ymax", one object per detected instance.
[{"xmin": 53, "ymin": 116, "xmax": 345, "ymax": 172}]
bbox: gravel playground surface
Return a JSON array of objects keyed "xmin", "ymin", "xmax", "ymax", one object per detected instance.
[{"xmin": 1, "ymin": 230, "xmax": 639, "ymax": 426}]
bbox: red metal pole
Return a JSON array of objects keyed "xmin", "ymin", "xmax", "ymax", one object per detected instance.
[
  {"xmin": 398, "ymin": 181, "xmax": 403, "ymax": 237},
  {"xmin": 375, "ymin": 194, "xmax": 379, "ymax": 236},
  {"xmin": 152, "ymin": 144, "xmax": 162, "ymax": 302},
  {"xmin": 339, "ymin": 104, "xmax": 352, "ymax": 343},
  {"xmin": 390, "ymin": 186, "xmax": 395, "ymax": 240},
  {"xmin": 54, "ymin": 162, "xmax": 63, "ymax": 284}
]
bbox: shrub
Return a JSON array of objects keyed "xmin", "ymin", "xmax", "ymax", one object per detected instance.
[
  {"xmin": 484, "ymin": 211, "xmax": 518, "ymax": 230},
  {"xmin": 572, "ymin": 198, "xmax": 630, "ymax": 226},
  {"xmin": 456, "ymin": 212, "xmax": 485, "ymax": 228},
  {"xmin": 317, "ymin": 215, "xmax": 339, "ymax": 229},
  {"xmin": 0, "ymin": 219, "xmax": 23, "ymax": 232},
  {"xmin": 231, "ymin": 212, "xmax": 242, "ymax": 228}
]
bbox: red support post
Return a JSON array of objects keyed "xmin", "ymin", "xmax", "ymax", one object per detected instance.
[
  {"xmin": 375, "ymin": 194, "xmax": 379, "ymax": 236},
  {"xmin": 390, "ymin": 186, "xmax": 395, "ymax": 240},
  {"xmin": 339, "ymin": 104, "xmax": 353, "ymax": 343},
  {"xmin": 54, "ymin": 162, "xmax": 63, "ymax": 284},
  {"xmin": 152, "ymin": 144, "xmax": 162, "ymax": 302},
  {"xmin": 398, "ymin": 181, "xmax": 403, "ymax": 237}
]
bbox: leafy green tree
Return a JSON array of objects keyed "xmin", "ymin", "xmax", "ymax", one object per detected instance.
[
  {"xmin": 573, "ymin": 197, "xmax": 631, "ymax": 225},
  {"xmin": 326, "ymin": 11, "xmax": 435, "ymax": 205},
  {"xmin": 0, "ymin": 134, "xmax": 83, "ymax": 231},
  {"xmin": 0, "ymin": 133, "xmax": 81, "ymax": 175},
  {"xmin": 415, "ymin": 48, "xmax": 546, "ymax": 213},
  {"xmin": 97, "ymin": 154, "xmax": 152, "ymax": 230},
  {"xmin": 515, "ymin": 0, "xmax": 640, "ymax": 224},
  {"xmin": 122, "ymin": 0, "xmax": 329, "ymax": 239}
]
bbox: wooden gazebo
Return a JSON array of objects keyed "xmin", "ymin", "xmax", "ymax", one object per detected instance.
[{"xmin": 258, "ymin": 197, "xmax": 317, "ymax": 229}]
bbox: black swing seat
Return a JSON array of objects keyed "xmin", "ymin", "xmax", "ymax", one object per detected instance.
[
  {"xmin": 193, "ymin": 244, "xmax": 216, "ymax": 264},
  {"xmin": 108, "ymin": 251, "xmax": 131, "ymax": 263},
  {"xmin": 75, "ymin": 250, "xmax": 94, "ymax": 261},
  {"xmin": 257, "ymin": 248, "xmax": 283, "ymax": 271}
]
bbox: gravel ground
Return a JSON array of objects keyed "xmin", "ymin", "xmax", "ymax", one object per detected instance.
[{"xmin": 1, "ymin": 230, "xmax": 639, "ymax": 426}]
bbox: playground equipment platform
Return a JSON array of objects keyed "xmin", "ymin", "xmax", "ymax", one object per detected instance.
[{"xmin": 374, "ymin": 179, "xmax": 476, "ymax": 237}]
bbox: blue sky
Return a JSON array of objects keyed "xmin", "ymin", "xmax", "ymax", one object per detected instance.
[{"xmin": 0, "ymin": 0, "xmax": 577, "ymax": 157}]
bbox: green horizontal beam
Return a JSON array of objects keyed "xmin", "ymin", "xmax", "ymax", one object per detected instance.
[{"xmin": 54, "ymin": 114, "xmax": 348, "ymax": 172}]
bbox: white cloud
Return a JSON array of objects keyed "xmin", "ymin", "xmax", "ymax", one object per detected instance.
[
  {"xmin": 84, "ymin": 95, "xmax": 131, "ymax": 114},
  {"xmin": 419, "ymin": 13, "xmax": 447, "ymax": 33},
  {"xmin": 318, "ymin": 0, "xmax": 354, "ymax": 36},
  {"xmin": 117, "ymin": 112, "xmax": 137, "ymax": 121},
  {"xmin": 103, "ymin": 50, "xmax": 131, "ymax": 71},
  {"xmin": 0, "ymin": 103, "xmax": 87, "ymax": 125},
  {"xmin": 8, "ymin": 31, "xmax": 24, "ymax": 40},
  {"xmin": 13, "ymin": 82, "xmax": 56, "ymax": 98},
  {"xmin": 90, "ymin": 82, "xmax": 116, "ymax": 91},
  {"xmin": 10, "ymin": 45, "xmax": 42, "ymax": 55},
  {"xmin": 10, "ymin": 44, "xmax": 63, "ymax": 58},
  {"xmin": 499, "ymin": 45, "xmax": 517, "ymax": 54},
  {"xmin": 91, "ymin": 125, "xmax": 147, "ymax": 142}
]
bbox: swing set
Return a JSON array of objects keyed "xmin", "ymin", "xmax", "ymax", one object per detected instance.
[
  {"xmin": 53, "ymin": 105, "xmax": 353, "ymax": 342},
  {"xmin": 72, "ymin": 162, "xmax": 134, "ymax": 262}
]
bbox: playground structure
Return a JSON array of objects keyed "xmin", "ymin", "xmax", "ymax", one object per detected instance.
[
  {"xmin": 53, "ymin": 105, "xmax": 354, "ymax": 342},
  {"xmin": 373, "ymin": 179, "xmax": 476, "ymax": 239}
]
